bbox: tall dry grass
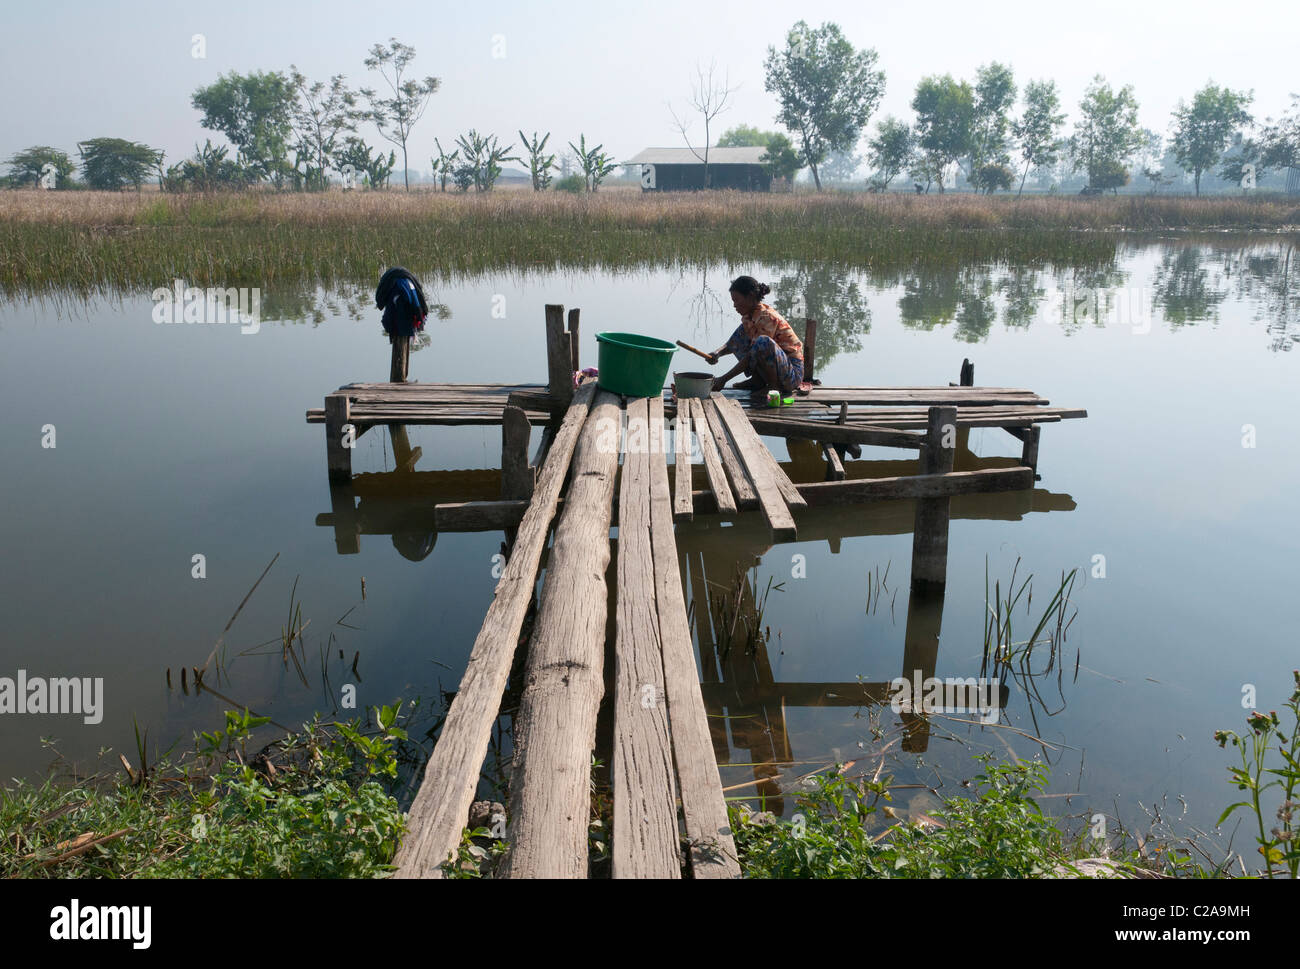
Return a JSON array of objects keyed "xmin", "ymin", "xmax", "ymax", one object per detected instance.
[{"xmin": 1, "ymin": 188, "xmax": 1296, "ymax": 295}]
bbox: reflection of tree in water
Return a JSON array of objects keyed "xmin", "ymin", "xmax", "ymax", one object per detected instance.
[
  {"xmin": 997, "ymin": 266, "xmax": 1045, "ymax": 330},
  {"xmin": 670, "ymin": 266, "xmax": 729, "ymax": 339},
  {"xmin": 1048, "ymin": 262, "xmax": 1130, "ymax": 336},
  {"xmin": 768, "ymin": 264, "xmax": 871, "ymax": 370},
  {"xmin": 897, "ymin": 266, "xmax": 995, "ymax": 342},
  {"xmin": 259, "ymin": 285, "xmax": 450, "ymax": 353},
  {"xmin": 1151, "ymin": 246, "xmax": 1227, "ymax": 327},
  {"xmin": 1221, "ymin": 243, "xmax": 1299, "ymax": 352}
]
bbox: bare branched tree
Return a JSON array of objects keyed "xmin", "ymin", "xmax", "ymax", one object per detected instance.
[{"xmin": 668, "ymin": 60, "xmax": 739, "ymax": 189}]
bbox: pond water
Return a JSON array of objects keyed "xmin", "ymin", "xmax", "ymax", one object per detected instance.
[{"xmin": 1, "ymin": 238, "xmax": 1296, "ymax": 849}]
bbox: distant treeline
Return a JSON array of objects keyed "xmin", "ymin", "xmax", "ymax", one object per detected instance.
[{"xmin": 4, "ymin": 21, "xmax": 1299, "ymax": 196}]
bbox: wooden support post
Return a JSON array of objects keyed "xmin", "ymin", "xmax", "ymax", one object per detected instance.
[
  {"xmin": 821, "ymin": 442, "xmax": 845, "ymax": 481},
  {"xmin": 501, "ymin": 405, "xmax": 534, "ymax": 500},
  {"xmin": 1021, "ymin": 424, "xmax": 1041, "ymax": 472},
  {"xmin": 545, "ymin": 304, "xmax": 574, "ymax": 414},
  {"xmin": 960, "ymin": 358, "xmax": 974, "ymax": 387},
  {"xmin": 500, "ymin": 390, "xmax": 621, "ymax": 879},
  {"xmin": 568, "ymin": 308, "xmax": 581, "ymax": 373},
  {"xmin": 325, "ymin": 393, "xmax": 353, "ymax": 484},
  {"xmin": 394, "ymin": 382, "xmax": 600, "ymax": 879},
  {"xmin": 390, "ymin": 336, "xmax": 411, "ymax": 383},
  {"xmin": 910, "ymin": 405, "xmax": 957, "ymax": 593},
  {"xmin": 803, "ymin": 319, "xmax": 818, "ymax": 383}
]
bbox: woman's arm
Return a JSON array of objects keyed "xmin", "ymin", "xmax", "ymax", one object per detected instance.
[{"xmin": 712, "ymin": 357, "xmax": 746, "ymax": 390}]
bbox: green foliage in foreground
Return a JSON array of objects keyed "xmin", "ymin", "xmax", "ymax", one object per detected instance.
[
  {"xmin": 1, "ymin": 707, "xmax": 407, "ymax": 878},
  {"xmin": 732, "ymin": 757, "xmax": 1206, "ymax": 879}
]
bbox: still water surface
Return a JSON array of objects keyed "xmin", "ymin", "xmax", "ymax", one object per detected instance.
[{"xmin": 1, "ymin": 239, "xmax": 1296, "ymax": 844}]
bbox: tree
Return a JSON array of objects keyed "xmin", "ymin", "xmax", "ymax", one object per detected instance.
[
  {"xmin": 160, "ymin": 140, "xmax": 252, "ymax": 192},
  {"xmin": 1259, "ymin": 94, "xmax": 1300, "ymax": 172},
  {"xmin": 335, "ymin": 137, "xmax": 394, "ymax": 189},
  {"xmin": 911, "ymin": 75, "xmax": 973, "ymax": 193},
  {"xmin": 289, "ymin": 66, "xmax": 358, "ymax": 189},
  {"xmin": 518, "ymin": 131, "xmax": 556, "ymax": 191},
  {"xmin": 361, "ymin": 38, "xmax": 440, "ymax": 191},
  {"xmin": 192, "ymin": 71, "xmax": 296, "ymax": 185},
  {"xmin": 5, "ymin": 146, "xmax": 76, "ymax": 188},
  {"xmin": 668, "ymin": 60, "xmax": 739, "ymax": 189},
  {"xmin": 717, "ymin": 125, "xmax": 772, "ymax": 147},
  {"xmin": 454, "ymin": 130, "xmax": 516, "ymax": 191},
  {"xmin": 1071, "ymin": 76, "xmax": 1143, "ymax": 192},
  {"xmin": 568, "ymin": 135, "xmax": 617, "ymax": 192},
  {"xmin": 77, "ymin": 138, "xmax": 163, "ymax": 190},
  {"xmin": 1171, "ymin": 82, "xmax": 1254, "ymax": 195},
  {"xmin": 821, "ymin": 146, "xmax": 863, "ymax": 182},
  {"xmin": 759, "ymin": 134, "xmax": 803, "ymax": 183},
  {"xmin": 967, "ymin": 62, "xmax": 1016, "ymax": 183},
  {"xmin": 866, "ymin": 117, "xmax": 913, "ymax": 190},
  {"xmin": 970, "ymin": 162, "xmax": 1014, "ymax": 194},
  {"xmin": 1011, "ymin": 79, "xmax": 1065, "ymax": 196},
  {"xmin": 763, "ymin": 20, "xmax": 886, "ymax": 190},
  {"xmin": 1137, "ymin": 129, "xmax": 1173, "ymax": 193},
  {"xmin": 432, "ymin": 138, "xmax": 459, "ymax": 191}
]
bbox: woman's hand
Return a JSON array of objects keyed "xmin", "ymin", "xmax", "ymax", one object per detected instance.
[
  {"xmin": 705, "ymin": 352, "xmax": 720, "ymax": 366},
  {"xmin": 711, "ymin": 376, "xmax": 727, "ymax": 392}
]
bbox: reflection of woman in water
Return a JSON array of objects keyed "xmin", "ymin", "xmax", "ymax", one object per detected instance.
[{"xmin": 706, "ymin": 276, "xmax": 804, "ymax": 394}]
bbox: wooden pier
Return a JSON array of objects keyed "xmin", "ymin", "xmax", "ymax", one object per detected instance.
[{"xmin": 306, "ymin": 306, "xmax": 1086, "ymax": 878}]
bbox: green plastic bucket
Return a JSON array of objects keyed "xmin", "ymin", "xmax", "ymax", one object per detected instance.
[{"xmin": 594, "ymin": 331, "xmax": 677, "ymax": 398}]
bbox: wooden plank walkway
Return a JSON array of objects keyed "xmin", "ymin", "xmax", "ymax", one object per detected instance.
[{"xmin": 313, "ymin": 353, "xmax": 1086, "ymax": 878}]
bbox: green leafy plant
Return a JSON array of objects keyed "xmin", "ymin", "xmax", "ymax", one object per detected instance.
[{"xmin": 1214, "ymin": 670, "xmax": 1300, "ymax": 878}]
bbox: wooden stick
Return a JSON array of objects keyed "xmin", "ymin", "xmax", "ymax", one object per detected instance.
[{"xmin": 675, "ymin": 339, "xmax": 713, "ymax": 361}]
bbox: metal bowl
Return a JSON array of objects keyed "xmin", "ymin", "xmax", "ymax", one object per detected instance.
[{"xmin": 673, "ymin": 371, "xmax": 714, "ymax": 398}]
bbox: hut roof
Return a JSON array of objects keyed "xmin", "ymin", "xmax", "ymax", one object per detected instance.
[{"xmin": 623, "ymin": 146, "xmax": 769, "ymax": 166}]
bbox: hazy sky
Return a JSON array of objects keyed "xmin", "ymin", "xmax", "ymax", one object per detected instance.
[{"xmin": 1, "ymin": 0, "xmax": 1295, "ymax": 172}]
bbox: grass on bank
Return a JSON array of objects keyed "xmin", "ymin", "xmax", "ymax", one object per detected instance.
[
  {"xmin": 2, "ymin": 189, "xmax": 1297, "ymax": 296},
  {"xmin": 6, "ymin": 672, "xmax": 1297, "ymax": 879}
]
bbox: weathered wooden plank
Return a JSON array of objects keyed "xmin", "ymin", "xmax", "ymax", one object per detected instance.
[
  {"xmin": 499, "ymin": 390, "xmax": 621, "ymax": 879},
  {"xmin": 673, "ymin": 406, "xmax": 693, "ymax": 523},
  {"xmin": 716, "ymin": 397, "xmax": 808, "ymax": 511},
  {"xmin": 501, "ymin": 405, "xmax": 533, "ymax": 500},
  {"xmin": 568, "ymin": 307, "xmax": 581, "ymax": 373},
  {"xmin": 393, "ymin": 381, "xmax": 598, "ymax": 879},
  {"xmin": 712, "ymin": 397, "xmax": 796, "ymax": 541},
  {"xmin": 700, "ymin": 398, "xmax": 758, "ymax": 510},
  {"xmin": 613, "ymin": 397, "xmax": 681, "ymax": 879},
  {"xmin": 744, "ymin": 414, "xmax": 926, "ymax": 449},
  {"xmin": 647, "ymin": 397, "xmax": 740, "ymax": 879},
  {"xmin": 687, "ymin": 399, "xmax": 737, "ymax": 516}
]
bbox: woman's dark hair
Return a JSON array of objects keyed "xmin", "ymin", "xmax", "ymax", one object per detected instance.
[{"xmin": 729, "ymin": 275, "xmax": 770, "ymax": 300}]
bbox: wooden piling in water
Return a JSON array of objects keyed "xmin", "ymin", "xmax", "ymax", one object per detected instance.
[
  {"xmin": 499, "ymin": 389, "xmax": 622, "ymax": 879},
  {"xmin": 910, "ymin": 406, "xmax": 957, "ymax": 593}
]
